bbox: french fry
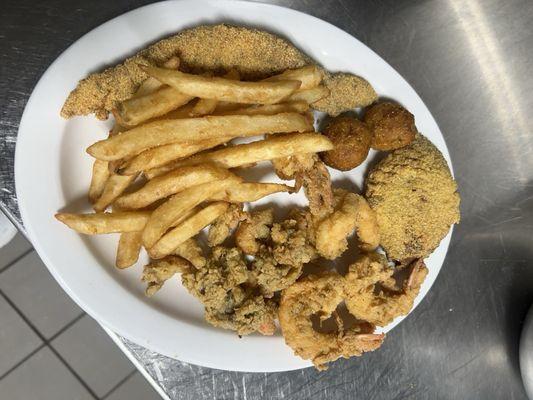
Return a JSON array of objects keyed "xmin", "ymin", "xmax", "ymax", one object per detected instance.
[
  {"xmin": 88, "ymin": 159, "xmax": 111, "ymax": 203},
  {"xmin": 190, "ymin": 69, "xmax": 240, "ymax": 117},
  {"xmin": 118, "ymin": 137, "xmax": 230, "ymax": 175},
  {"xmin": 146, "ymin": 133, "xmax": 333, "ymax": 178},
  {"xmin": 116, "ymin": 231, "xmax": 143, "ymax": 269},
  {"xmin": 142, "ymin": 176, "xmax": 241, "ymax": 249},
  {"xmin": 209, "ymin": 183, "xmax": 292, "ymax": 203},
  {"xmin": 55, "ymin": 211, "xmax": 151, "ymax": 234},
  {"xmin": 87, "ymin": 113, "xmax": 312, "ymax": 161},
  {"xmin": 115, "ymin": 165, "xmax": 230, "ymax": 209},
  {"xmin": 141, "ymin": 65, "xmax": 301, "ymax": 104},
  {"xmin": 213, "ymin": 101, "xmax": 308, "ymax": 116},
  {"xmin": 114, "ymin": 87, "xmax": 193, "ymax": 127},
  {"xmin": 93, "ymin": 173, "xmax": 138, "ymax": 212},
  {"xmin": 286, "ymin": 86, "xmax": 329, "ymax": 104},
  {"xmin": 133, "ymin": 57, "xmax": 180, "ymax": 98},
  {"xmin": 149, "ymin": 202, "xmax": 229, "ymax": 259},
  {"xmin": 263, "ymin": 65, "xmax": 323, "ymax": 90}
]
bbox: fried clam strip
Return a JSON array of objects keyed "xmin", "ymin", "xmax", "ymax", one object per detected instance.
[
  {"xmin": 116, "ymin": 231, "xmax": 143, "ymax": 269},
  {"xmin": 279, "ymin": 272, "xmax": 384, "ymax": 370},
  {"xmin": 142, "ymin": 255, "xmax": 192, "ymax": 297},
  {"xmin": 87, "ymin": 113, "xmax": 312, "ymax": 161},
  {"xmin": 174, "ymin": 238, "xmax": 206, "ymax": 269},
  {"xmin": 55, "ymin": 211, "xmax": 150, "ymax": 234},
  {"xmin": 181, "ymin": 247, "xmax": 276, "ymax": 336},
  {"xmin": 142, "ymin": 176, "xmax": 240, "ymax": 249},
  {"xmin": 149, "ymin": 202, "xmax": 230, "ymax": 259},
  {"xmin": 207, "ymin": 204, "xmax": 246, "ymax": 247},
  {"xmin": 115, "ymin": 164, "xmax": 229, "ymax": 209},
  {"xmin": 141, "ymin": 65, "xmax": 301, "ymax": 104},
  {"xmin": 118, "ymin": 137, "xmax": 229, "ymax": 175},
  {"xmin": 315, "ymin": 189, "xmax": 380, "ymax": 259},
  {"xmin": 209, "ymin": 183, "xmax": 292, "ymax": 203},
  {"xmin": 145, "ymin": 133, "xmax": 333, "ymax": 179},
  {"xmin": 190, "ymin": 69, "xmax": 240, "ymax": 117},
  {"xmin": 344, "ymin": 254, "xmax": 428, "ymax": 327}
]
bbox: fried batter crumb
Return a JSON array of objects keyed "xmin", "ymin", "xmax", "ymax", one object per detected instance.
[
  {"xmin": 235, "ymin": 209, "xmax": 274, "ymax": 255},
  {"xmin": 174, "ymin": 238, "xmax": 206, "ymax": 269},
  {"xmin": 142, "ymin": 256, "xmax": 192, "ymax": 297},
  {"xmin": 208, "ymin": 204, "xmax": 246, "ymax": 247}
]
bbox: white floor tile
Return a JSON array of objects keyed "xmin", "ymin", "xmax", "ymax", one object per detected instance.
[
  {"xmin": 0, "ymin": 346, "xmax": 93, "ymax": 400},
  {"xmin": 0, "ymin": 251, "xmax": 83, "ymax": 338},
  {"xmin": 0, "ymin": 295, "xmax": 42, "ymax": 377},
  {"xmin": 0, "ymin": 233, "xmax": 31, "ymax": 271},
  {"xmin": 51, "ymin": 315, "xmax": 135, "ymax": 398}
]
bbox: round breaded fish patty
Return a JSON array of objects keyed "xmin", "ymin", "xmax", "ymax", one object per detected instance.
[{"xmin": 365, "ymin": 134, "xmax": 460, "ymax": 260}]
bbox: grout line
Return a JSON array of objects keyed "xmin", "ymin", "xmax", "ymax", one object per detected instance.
[
  {"xmin": 0, "ymin": 343, "xmax": 46, "ymax": 381},
  {"xmin": 0, "ymin": 290, "xmax": 98, "ymax": 400},
  {"xmin": 101, "ymin": 369, "xmax": 138, "ymax": 399},
  {"xmin": 0, "ymin": 248, "xmax": 34, "ymax": 275},
  {"xmin": 48, "ymin": 313, "xmax": 86, "ymax": 342},
  {"xmin": 47, "ymin": 345, "xmax": 100, "ymax": 400}
]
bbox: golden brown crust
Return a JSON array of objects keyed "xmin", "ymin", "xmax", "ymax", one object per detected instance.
[
  {"xmin": 365, "ymin": 134, "xmax": 460, "ymax": 260},
  {"xmin": 364, "ymin": 102, "xmax": 417, "ymax": 150},
  {"xmin": 321, "ymin": 115, "xmax": 372, "ymax": 171},
  {"xmin": 61, "ymin": 24, "xmax": 311, "ymax": 119}
]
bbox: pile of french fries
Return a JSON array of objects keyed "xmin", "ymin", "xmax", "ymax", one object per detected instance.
[{"xmin": 56, "ymin": 57, "xmax": 333, "ymax": 270}]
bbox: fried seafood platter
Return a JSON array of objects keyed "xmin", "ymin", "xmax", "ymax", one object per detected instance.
[{"xmin": 55, "ymin": 24, "xmax": 460, "ymax": 370}]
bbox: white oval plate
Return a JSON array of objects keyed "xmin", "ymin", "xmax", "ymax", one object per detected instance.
[{"xmin": 15, "ymin": 0, "xmax": 453, "ymax": 372}]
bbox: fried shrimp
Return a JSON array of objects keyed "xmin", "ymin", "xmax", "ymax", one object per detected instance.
[
  {"xmin": 207, "ymin": 203, "xmax": 246, "ymax": 247},
  {"xmin": 279, "ymin": 272, "xmax": 384, "ymax": 370},
  {"xmin": 315, "ymin": 189, "xmax": 379, "ymax": 259},
  {"xmin": 344, "ymin": 254, "xmax": 428, "ymax": 327},
  {"xmin": 142, "ymin": 256, "xmax": 192, "ymax": 296},
  {"xmin": 235, "ymin": 208, "xmax": 274, "ymax": 255}
]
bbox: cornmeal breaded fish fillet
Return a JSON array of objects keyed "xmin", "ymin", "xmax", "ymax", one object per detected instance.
[
  {"xmin": 61, "ymin": 24, "xmax": 376, "ymax": 120},
  {"xmin": 365, "ymin": 134, "xmax": 460, "ymax": 260}
]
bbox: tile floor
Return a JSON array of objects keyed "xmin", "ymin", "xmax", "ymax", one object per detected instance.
[{"xmin": 0, "ymin": 232, "xmax": 161, "ymax": 400}]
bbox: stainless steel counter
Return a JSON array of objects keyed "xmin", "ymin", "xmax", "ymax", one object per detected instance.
[{"xmin": 1, "ymin": 0, "xmax": 532, "ymax": 398}]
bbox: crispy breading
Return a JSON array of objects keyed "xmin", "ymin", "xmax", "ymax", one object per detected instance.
[
  {"xmin": 174, "ymin": 238, "xmax": 206, "ymax": 269},
  {"xmin": 142, "ymin": 256, "xmax": 192, "ymax": 296},
  {"xmin": 365, "ymin": 134, "xmax": 460, "ymax": 260},
  {"xmin": 207, "ymin": 203, "xmax": 246, "ymax": 247},
  {"xmin": 235, "ymin": 209, "xmax": 274, "ymax": 255}
]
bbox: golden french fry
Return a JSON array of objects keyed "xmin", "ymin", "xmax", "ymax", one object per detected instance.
[
  {"xmin": 114, "ymin": 87, "xmax": 193, "ymax": 127},
  {"xmin": 87, "ymin": 113, "xmax": 312, "ymax": 161},
  {"xmin": 190, "ymin": 69, "xmax": 240, "ymax": 117},
  {"xmin": 88, "ymin": 159, "xmax": 111, "ymax": 203},
  {"xmin": 116, "ymin": 231, "xmax": 143, "ymax": 268},
  {"xmin": 116, "ymin": 165, "xmax": 229, "ymax": 209},
  {"xmin": 213, "ymin": 101, "xmax": 309, "ymax": 116},
  {"xmin": 141, "ymin": 65, "xmax": 301, "ymax": 104},
  {"xmin": 146, "ymin": 133, "xmax": 333, "ymax": 177},
  {"xmin": 133, "ymin": 57, "xmax": 180, "ymax": 98},
  {"xmin": 55, "ymin": 211, "xmax": 151, "ymax": 234},
  {"xmin": 149, "ymin": 202, "xmax": 229, "ymax": 259},
  {"xmin": 142, "ymin": 176, "xmax": 241, "ymax": 249},
  {"xmin": 209, "ymin": 183, "xmax": 292, "ymax": 203},
  {"xmin": 263, "ymin": 65, "xmax": 323, "ymax": 90},
  {"xmin": 93, "ymin": 173, "xmax": 137, "ymax": 212},
  {"xmin": 286, "ymin": 86, "xmax": 330, "ymax": 103},
  {"xmin": 118, "ymin": 137, "xmax": 229, "ymax": 175}
]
